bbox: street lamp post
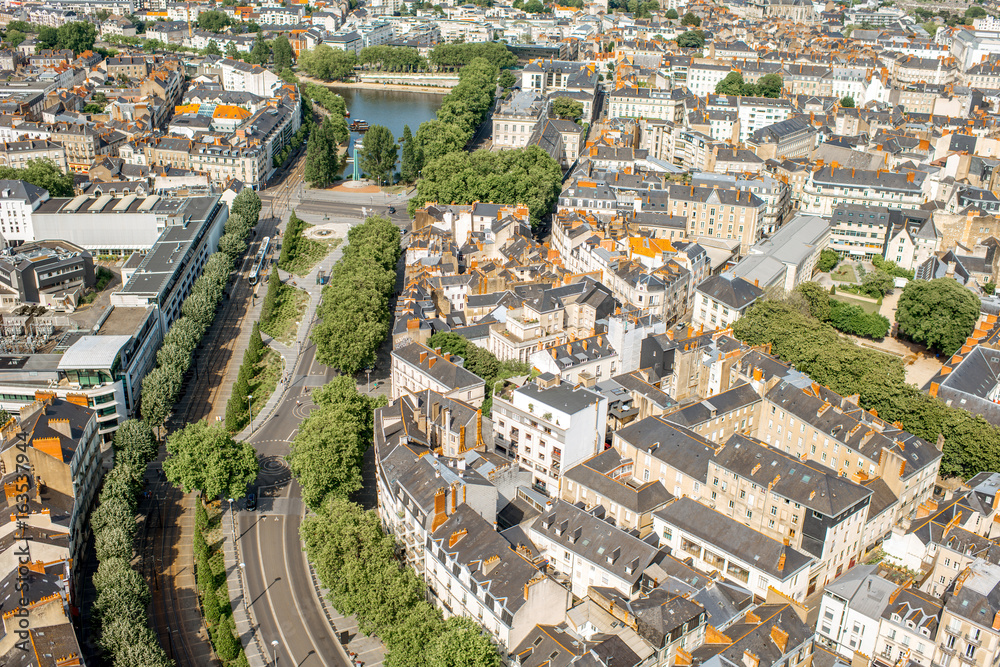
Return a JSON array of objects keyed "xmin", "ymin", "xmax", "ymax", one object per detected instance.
[
  {"xmin": 271, "ymin": 639, "xmax": 279, "ymax": 665},
  {"xmin": 239, "ymin": 562, "xmax": 248, "ymax": 613},
  {"xmin": 365, "ymin": 367, "xmax": 372, "ymax": 393},
  {"xmin": 247, "ymin": 394, "xmax": 254, "ymax": 433}
]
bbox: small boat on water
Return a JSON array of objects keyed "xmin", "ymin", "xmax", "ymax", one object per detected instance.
[{"xmin": 350, "ymin": 119, "xmax": 369, "ymax": 132}]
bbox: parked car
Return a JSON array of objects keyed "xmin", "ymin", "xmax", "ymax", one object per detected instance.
[
  {"xmin": 246, "ymin": 493, "xmax": 257, "ymax": 511},
  {"xmin": 387, "ymin": 205, "xmax": 396, "ymax": 214}
]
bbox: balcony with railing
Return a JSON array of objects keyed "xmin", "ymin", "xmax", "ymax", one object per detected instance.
[{"xmin": 965, "ymin": 635, "xmax": 981, "ymax": 648}]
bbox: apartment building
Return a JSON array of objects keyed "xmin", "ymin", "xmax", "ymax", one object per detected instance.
[
  {"xmin": 708, "ymin": 434, "xmax": 874, "ymax": 588},
  {"xmin": 607, "ymin": 86, "xmax": 686, "ymax": 123},
  {"xmin": 491, "ymin": 377, "xmax": 608, "ymax": 495},
  {"xmin": 390, "ymin": 342, "xmax": 486, "ymax": 408},
  {"xmin": 0, "ymin": 179, "xmax": 50, "ymax": 246},
  {"xmin": 737, "ymin": 97, "xmax": 794, "ymax": 143},
  {"xmin": 653, "ymin": 497, "xmax": 814, "ymax": 601},
  {"xmin": 692, "ymin": 273, "xmax": 765, "ymax": 331},
  {"xmin": 644, "ymin": 184, "xmax": 765, "ymax": 253},
  {"xmin": 816, "ymin": 565, "xmax": 900, "ymax": 660},
  {"xmin": 0, "ymin": 139, "xmax": 68, "ymax": 173},
  {"xmin": 530, "ymin": 334, "xmax": 618, "ymax": 386},
  {"xmin": 560, "ymin": 447, "xmax": 673, "ymax": 535},
  {"xmin": 803, "ymin": 166, "xmax": 926, "ymax": 216},
  {"xmin": 493, "ymin": 91, "xmax": 547, "ymax": 150},
  {"xmin": 661, "ymin": 382, "xmax": 761, "ymax": 442},
  {"xmin": 529, "ymin": 499, "xmax": 666, "ymax": 599}
]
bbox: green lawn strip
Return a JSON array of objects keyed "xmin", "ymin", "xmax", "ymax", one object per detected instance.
[
  {"xmin": 831, "ymin": 292, "xmax": 881, "ymax": 315},
  {"xmin": 249, "ymin": 348, "xmax": 283, "ymax": 419},
  {"xmin": 196, "ymin": 501, "xmax": 250, "ymax": 667},
  {"xmin": 261, "ymin": 283, "xmax": 310, "ymax": 345},
  {"xmin": 830, "ymin": 264, "xmax": 858, "ymax": 283}
]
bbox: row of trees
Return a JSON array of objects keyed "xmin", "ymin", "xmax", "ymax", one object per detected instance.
[
  {"xmin": 286, "ymin": 378, "xmax": 501, "ymax": 666},
  {"xmin": 427, "ymin": 42, "xmax": 517, "ymax": 70},
  {"xmin": 426, "ymin": 332, "xmax": 530, "ymax": 414},
  {"xmin": 273, "ymin": 111, "xmax": 313, "ymax": 168},
  {"xmin": 302, "ymin": 85, "xmax": 349, "ymax": 187},
  {"xmin": 91, "ymin": 421, "xmax": 171, "ymax": 667},
  {"xmin": 312, "ymin": 215, "xmax": 400, "ymax": 374},
  {"xmin": 277, "ymin": 211, "xmax": 310, "ymax": 271},
  {"xmin": 299, "ymin": 44, "xmax": 358, "ymax": 81},
  {"xmin": 225, "ymin": 323, "xmax": 266, "ymax": 433},
  {"xmin": 358, "ymin": 45, "xmax": 427, "ymax": 72},
  {"xmin": 302, "ymin": 497, "xmax": 501, "ymax": 667},
  {"xmin": 194, "ymin": 503, "xmax": 245, "ymax": 665},
  {"xmin": 715, "ymin": 71, "xmax": 784, "ymax": 98},
  {"xmin": 140, "ymin": 189, "xmax": 261, "ymax": 429},
  {"xmin": 731, "ymin": 294, "xmax": 998, "ymax": 478}
]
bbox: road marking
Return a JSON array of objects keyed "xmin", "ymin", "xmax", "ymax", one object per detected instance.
[
  {"xmin": 254, "ymin": 516, "xmax": 296, "ymax": 666},
  {"xmin": 287, "ymin": 429, "xmax": 298, "ymax": 441}
]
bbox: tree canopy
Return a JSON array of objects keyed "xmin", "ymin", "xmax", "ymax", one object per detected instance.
[
  {"xmin": 163, "ymin": 420, "xmax": 260, "ymax": 500},
  {"xmin": 0, "ymin": 158, "xmax": 74, "ymax": 196},
  {"xmin": 895, "ymin": 279, "xmax": 980, "ymax": 355},
  {"xmin": 197, "ymin": 10, "xmax": 232, "ymax": 32},
  {"xmin": 676, "ymin": 30, "xmax": 705, "ymax": 49},
  {"xmin": 551, "ymin": 96, "xmax": 584, "ymax": 120},
  {"xmin": 359, "ymin": 125, "xmax": 398, "ymax": 185},
  {"xmin": 299, "ymin": 44, "xmax": 357, "ymax": 80},
  {"xmin": 731, "ymin": 299, "xmax": 1000, "ymax": 479},
  {"xmin": 428, "ymin": 42, "xmax": 516, "ymax": 69},
  {"xmin": 681, "ymin": 11, "xmax": 701, "ymax": 25}
]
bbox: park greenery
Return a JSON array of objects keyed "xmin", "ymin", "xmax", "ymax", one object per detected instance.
[
  {"xmin": 225, "ymin": 323, "xmax": 267, "ymax": 432},
  {"xmin": 427, "ymin": 42, "xmax": 516, "ymax": 70},
  {"xmin": 0, "ymin": 158, "xmax": 74, "ymax": 197},
  {"xmin": 400, "ymin": 125, "xmax": 420, "ymax": 183},
  {"xmin": 91, "ymin": 420, "xmax": 173, "ymax": 667},
  {"xmin": 305, "ymin": 115, "xmax": 346, "ymax": 187},
  {"xmin": 359, "ymin": 45, "xmax": 427, "ymax": 71},
  {"xmin": 872, "ymin": 254, "xmax": 914, "ymax": 280},
  {"xmin": 299, "ymin": 44, "xmax": 358, "ymax": 81},
  {"xmin": 796, "ymin": 282, "xmax": 890, "ymax": 340},
  {"xmin": 36, "ymin": 21, "xmax": 96, "ymax": 55},
  {"xmin": 895, "ymin": 278, "xmax": 980, "ymax": 355},
  {"xmin": 407, "ymin": 57, "xmax": 562, "ymax": 226},
  {"xmin": 426, "ymin": 332, "xmax": 531, "ymax": 415},
  {"xmin": 715, "ymin": 72, "xmax": 784, "ymax": 98},
  {"xmin": 677, "ymin": 29, "xmax": 706, "ymax": 49},
  {"xmin": 312, "ymin": 215, "xmax": 400, "ymax": 374},
  {"xmin": 277, "ymin": 211, "xmax": 328, "ymax": 275},
  {"xmin": 140, "ymin": 189, "xmax": 260, "ymax": 429},
  {"xmin": 731, "ymin": 299, "xmax": 1000, "ymax": 479}
]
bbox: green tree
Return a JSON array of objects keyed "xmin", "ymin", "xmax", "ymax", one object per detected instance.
[
  {"xmin": 817, "ymin": 248, "xmax": 839, "ymax": 272},
  {"xmin": 260, "ymin": 267, "xmax": 282, "ymax": 330},
  {"xmin": 113, "ymin": 419, "xmax": 158, "ymax": 468},
  {"xmin": 715, "ymin": 71, "xmax": 746, "ymax": 96},
  {"xmin": 204, "ymin": 40, "xmax": 221, "ymax": 56},
  {"xmin": 895, "ymin": 279, "xmax": 980, "ymax": 355},
  {"xmin": 140, "ymin": 365, "xmax": 179, "ymax": 428},
  {"xmin": 415, "ymin": 119, "xmax": 468, "ymax": 163},
  {"xmin": 299, "ymin": 44, "xmax": 357, "ymax": 80},
  {"xmin": 359, "ymin": 124, "xmax": 398, "ymax": 186},
  {"xmin": 288, "ymin": 376, "xmax": 379, "ymax": 508},
  {"xmin": 841, "ymin": 95, "xmax": 856, "ymax": 107},
  {"xmin": 273, "ymin": 35, "xmax": 294, "ymax": 70},
  {"xmin": 860, "ymin": 269, "xmax": 893, "ymax": 298},
  {"xmin": 6, "ymin": 29, "xmax": 25, "ymax": 47},
  {"xmin": 551, "ymin": 96, "xmax": 583, "ymax": 120},
  {"xmin": 666, "ymin": 7, "xmax": 678, "ymax": 18},
  {"xmin": 498, "ymin": 68, "xmax": 516, "ymax": 89},
  {"xmin": 966, "ymin": 5, "xmax": 987, "ymax": 18},
  {"xmin": 0, "ymin": 158, "xmax": 74, "ymax": 196},
  {"xmin": 163, "ymin": 420, "xmax": 260, "ymax": 500},
  {"xmin": 56, "ymin": 22, "xmax": 97, "ymax": 54},
  {"xmin": 676, "ymin": 30, "xmax": 705, "ymax": 49},
  {"xmin": 755, "ymin": 73, "xmax": 783, "ymax": 98},
  {"xmin": 522, "ymin": 0, "xmax": 545, "ymax": 12},
  {"xmin": 231, "ymin": 188, "xmax": 262, "ymax": 225},
  {"xmin": 400, "ymin": 125, "xmax": 421, "ymax": 183},
  {"xmin": 681, "ymin": 11, "xmax": 701, "ymax": 25},
  {"xmin": 426, "ymin": 617, "xmax": 502, "ymax": 667},
  {"xmin": 226, "ymin": 41, "xmax": 240, "ymax": 59},
  {"xmin": 249, "ymin": 34, "xmax": 271, "ymax": 65},
  {"xmin": 305, "ymin": 116, "xmax": 343, "ymax": 188},
  {"xmin": 197, "ymin": 10, "xmax": 231, "ymax": 32},
  {"xmin": 37, "ymin": 26, "xmax": 59, "ymax": 49},
  {"xmin": 795, "ymin": 281, "xmax": 832, "ymax": 321}
]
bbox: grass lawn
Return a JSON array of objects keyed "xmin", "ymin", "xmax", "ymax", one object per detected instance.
[
  {"xmin": 832, "ymin": 292, "xmax": 881, "ymax": 315},
  {"xmin": 281, "ymin": 225, "xmax": 341, "ymax": 276},
  {"xmin": 260, "ymin": 283, "xmax": 310, "ymax": 345},
  {"xmin": 830, "ymin": 264, "xmax": 858, "ymax": 283},
  {"xmin": 198, "ymin": 501, "xmax": 248, "ymax": 667},
  {"xmin": 249, "ymin": 348, "xmax": 283, "ymax": 420}
]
